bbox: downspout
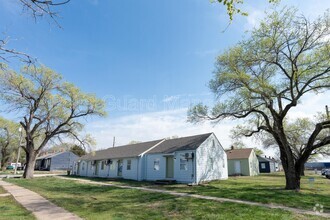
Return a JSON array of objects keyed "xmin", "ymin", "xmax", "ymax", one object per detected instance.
[{"xmin": 137, "ymin": 156, "xmax": 139, "ymax": 181}]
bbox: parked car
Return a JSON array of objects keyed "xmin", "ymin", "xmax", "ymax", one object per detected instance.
[
  {"xmin": 326, "ymin": 170, "xmax": 330, "ymax": 179},
  {"xmin": 6, "ymin": 165, "xmax": 14, "ymax": 170},
  {"xmin": 321, "ymin": 169, "xmax": 329, "ymax": 175}
]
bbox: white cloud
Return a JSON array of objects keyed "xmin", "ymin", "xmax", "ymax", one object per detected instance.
[
  {"xmin": 86, "ymin": 91, "xmax": 330, "ymax": 162},
  {"xmin": 86, "ymin": 108, "xmax": 237, "ymax": 150},
  {"xmin": 288, "ymin": 91, "xmax": 330, "ymax": 120},
  {"xmin": 245, "ymin": 8, "xmax": 265, "ymax": 29}
]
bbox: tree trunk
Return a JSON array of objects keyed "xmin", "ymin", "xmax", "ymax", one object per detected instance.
[
  {"xmin": 300, "ymin": 165, "xmax": 305, "ymax": 176},
  {"xmin": 284, "ymin": 168, "xmax": 301, "ymax": 190},
  {"xmin": 1, "ymin": 147, "xmax": 9, "ymax": 171},
  {"xmin": 23, "ymin": 150, "xmax": 37, "ymax": 179},
  {"xmin": 280, "ymin": 151, "xmax": 301, "ymax": 190}
]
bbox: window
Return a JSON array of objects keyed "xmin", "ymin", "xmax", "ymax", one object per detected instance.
[
  {"xmin": 180, "ymin": 155, "xmax": 188, "ymax": 170},
  {"xmin": 208, "ymin": 157, "xmax": 214, "ymax": 170},
  {"xmin": 127, "ymin": 160, "xmax": 131, "ymax": 170},
  {"xmin": 154, "ymin": 158, "xmax": 160, "ymax": 171},
  {"xmin": 101, "ymin": 161, "xmax": 105, "ymax": 170},
  {"xmin": 110, "ymin": 162, "xmax": 115, "ymax": 170},
  {"xmin": 261, "ymin": 163, "xmax": 266, "ymax": 169},
  {"xmin": 82, "ymin": 163, "xmax": 85, "ymax": 171}
]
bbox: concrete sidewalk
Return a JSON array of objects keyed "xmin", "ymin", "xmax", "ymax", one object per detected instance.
[
  {"xmin": 57, "ymin": 176, "xmax": 330, "ymax": 218},
  {"xmin": 0, "ymin": 180, "xmax": 81, "ymax": 220}
]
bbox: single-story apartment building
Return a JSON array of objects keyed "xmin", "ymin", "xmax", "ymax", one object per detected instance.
[
  {"xmin": 257, "ymin": 155, "xmax": 277, "ymax": 173},
  {"xmin": 76, "ymin": 133, "xmax": 228, "ymax": 183},
  {"xmin": 35, "ymin": 151, "xmax": 79, "ymax": 171},
  {"xmin": 226, "ymin": 148, "xmax": 259, "ymax": 176},
  {"xmin": 305, "ymin": 162, "xmax": 330, "ymax": 170}
]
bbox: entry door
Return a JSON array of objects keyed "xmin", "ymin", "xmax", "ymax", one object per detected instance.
[
  {"xmin": 95, "ymin": 162, "xmax": 99, "ymax": 175},
  {"xmin": 77, "ymin": 162, "xmax": 80, "ymax": 175},
  {"xmin": 166, "ymin": 156, "xmax": 174, "ymax": 178},
  {"xmin": 117, "ymin": 160, "xmax": 123, "ymax": 177},
  {"xmin": 234, "ymin": 161, "xmax": 241, "ymax": 173}
]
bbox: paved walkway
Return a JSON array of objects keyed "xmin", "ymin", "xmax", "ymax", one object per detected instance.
[
  {"xmin": 0, "ymin": 173, "xmax": 63, "ymax": 179},
  {"xmin": 0, "ymin": 193, "xmax": 10, "ymax": 197},
  {"xmin": 0, "ymin": 180, "xmax": 81, "ymax": 220},
  {"xmin": 57, "ymin": 176, "xmax": 330, "ymax": 218}
]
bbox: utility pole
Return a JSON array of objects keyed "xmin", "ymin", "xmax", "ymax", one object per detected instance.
[
  {"xmin": 14, "ymin": 127, "xmax": 23, "ymax": 175},
  {"xmin": 326, "ymin": 105, "xmax": 329, "ymax": 120},
  {"xmin": 113, "ymin": 136, "xmax": 116, "ymax": 148}
]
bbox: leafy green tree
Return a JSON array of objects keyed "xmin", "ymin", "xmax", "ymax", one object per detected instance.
[
  {"xmin": 70, "ymin": 145, "xmax": 87, "ymax": 157},
  {"xmin": 214, "ymin": 0, "xmax": 280, "ymax": 21},
  {"xmin": 0, "ymin": 117, "xmax": 20, "ymax": 170},
  {"xmin": 254, "ymin": 148, "xmax": 264, "ymax": 156},
  {"xmin": 188, "ymin": 8, "xmax": 330, "ymax": 190},
  {"xmin": 0, "ymin": 65, "xmax": 106, "ymax": 178}
]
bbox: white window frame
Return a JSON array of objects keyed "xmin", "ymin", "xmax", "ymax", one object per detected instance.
[
  {"xmin": 180, "ymin": 154, "xmax": 188, "ymax": 171},
  {"xmin": 127, "ymin": 160, "xmax": 131, "ymax": 170},
  {"xmin": 154, "ymin": 158, "xmax": 160, "ymax": 171},
  {"xmin": 261, "ymin": 162, "xmax": 266, "ymax": 169}
]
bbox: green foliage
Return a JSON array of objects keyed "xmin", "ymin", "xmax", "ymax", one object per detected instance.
[
  {"xmin": 188, "ymin": 7, "xmax": 330, "ymax": 189},
  {"xmin": 0, "ymin": 65, "xmax": 106, "ymax": 177},
  {"xmin": 213, "ymin": 0, "xmax": 280, "ymax": 21},
  {"xmin": 0, "ymin": 117, "xmax": 20, "ymax": 169},
  {"xmin": 70, "ymin": 145, "xmax": 86, "ymax": 157}
]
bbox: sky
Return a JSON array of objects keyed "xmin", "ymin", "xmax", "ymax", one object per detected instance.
[{"xmin": 0, "ymin": 0, "xmax": 330, "ymax": 159}]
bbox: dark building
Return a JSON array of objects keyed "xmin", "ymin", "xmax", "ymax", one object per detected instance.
[
  {"xmin": 35, "ymin": 151, "xmax": 79, "ymax": 171},
  {"xmin": 257, "ymin": 155, "xmax": 277, "ymax": 173},
  {"xmin": 305, "ymin": 162, "xmax": 330, "ymax": 170}
]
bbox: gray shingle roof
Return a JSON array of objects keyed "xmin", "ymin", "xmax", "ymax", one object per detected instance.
[
  {"xmin": 257, "ymin": 155, "xmax": 276, "ymax": 162},
  {"xmin": 147, "ymin": 133, "xmax": 212, "ymax": 154},
  {"xmin": 80, "ymin": 139, "xmax": 163, "ymax": 161},
  {"xmin": 36, "ymin": 152, "xmax": 67, "ymax": 160}
]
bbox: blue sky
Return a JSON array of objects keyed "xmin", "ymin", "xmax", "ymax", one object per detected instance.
[{"xmin": 1, "ymin": 0, "xmax": 330, "ymax": 157}]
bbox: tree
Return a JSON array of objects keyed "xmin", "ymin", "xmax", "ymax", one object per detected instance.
[
  {"xmin": 188, "ymin": 8, "xmax": 330, "ymax": 190},
  {"xmin": 70, "ymin": 145, "xmax": 86, "ymax": 157},
  {"xmin": 0, "ymin": 65, "xmax": 106, "ymax": 178},
  {"xmin": 259, "ymin": 116, "xmax": 330, "ymax": 175},
  {"xmin": 0, "ymin": 117, "xmax": 20, "ymax": 170},
  {"xmin": 1, "ymin": 0, "xmax": 70, "ymax": 68},
  {"xmin": 254, "ymin": 147, "xmax": 264, "ymax": 156},
  {"xmin": 214, "ymin": 0, "xmax": 280, "ymax": 21}
]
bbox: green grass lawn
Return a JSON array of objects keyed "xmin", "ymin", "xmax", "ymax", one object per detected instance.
[
  {"xmin": 5, "ymin": 177, "xmax": 325, "ymax": 220},
  {"xmin": 0, "ymin": 187, "xmax": 35, "ymax": 220},
  {"xmin": 157, "ymin": 173, "xmax": 330, "ymax": 212},
  {"xmin": 65, "ymin": 172, "xmax": 330, "ymax": 213}
]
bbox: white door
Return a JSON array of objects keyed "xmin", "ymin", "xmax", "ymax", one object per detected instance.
[{"xmin": 234, "ymin": 161, "xmax": 241, "ymax": 173}]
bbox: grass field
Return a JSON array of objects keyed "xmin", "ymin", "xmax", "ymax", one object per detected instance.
[
  {"xmin": 64, "ymin": 172, "xmax": 330, "ymax": 213},
  {"xmin": 0, "ymin": 187, "xmax": 35, "ymax": 220},
  {"xmin": 5, "ymin": 177, "xmax": 327, "ymax": 220}
]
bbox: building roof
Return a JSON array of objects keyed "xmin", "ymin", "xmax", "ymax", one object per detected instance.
[
  {"xmin": 147, "ymin": 133, "xmax": 213, "ymax": 154},
  {"xmin": 36, "ymin": 151, "xmax": 70, "ymax": 160},
  {"xmin": 226, "ymin": 148, "xmax": 253, "ymax": 160},
  {"xmin": 79, "ymin": 133, "xmax": 213, "ymax": 161},
  {"xmin": 257, "ymin": 155, "xmax": 275, "ymax": 163},
  {"xmin": 80, "ymin": 139, "xmax": 163, "ymax": 161}
]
